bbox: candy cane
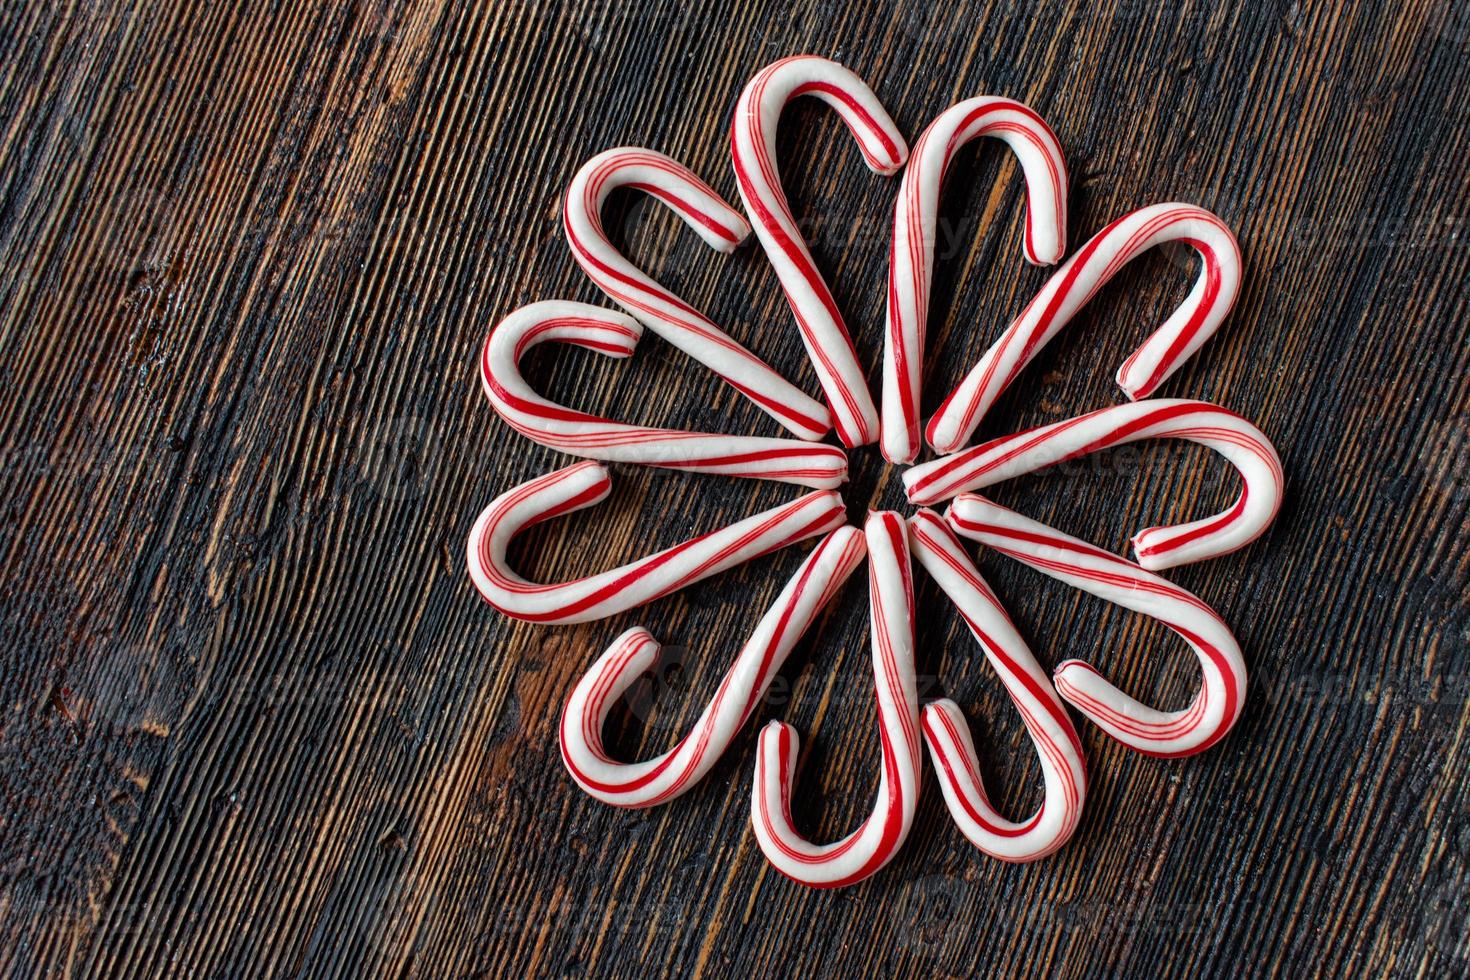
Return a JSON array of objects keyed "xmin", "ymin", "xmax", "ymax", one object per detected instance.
[
  {"xmin": 482, "ymin": 301, "xmax": 848, "ymax": 489},
  {"xmin": 948, "ymin": 495, "xmax": 1245, "ymax": 757},
  {"xmin": 927, "ymin": 203, "xmax": 1243, "ymax": 454},
  {"xmin": 732, "ymin": 56, "xmax": 909, "ymax": 448},
  {"xmin": 559, "ymin": 526, "xmax": 865, "ymax": 807},
  {"xmin": 907, "ymin": 509, "xmax": 1086, "ymax": 861},
  {"xmin": 750, "ymin": 511, "xmax": 921, "ymax": 888},
  {"xmin": 466, "ymin": 461, "xmax": 846, "ymax": 625},
  {"xmin": 564, "ymin": 147, "xmax": 831, "ymax": 441},
  {"xmin": 904, "ymin": 399, "xmax": 1283, "ymax": 570},
  {"xmin": 882, "ymin": 97, "xmax": 1068, "ymax": 464}
]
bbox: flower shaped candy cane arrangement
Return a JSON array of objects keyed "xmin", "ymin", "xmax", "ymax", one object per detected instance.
[{"xmin": 468, "ymin": 55, "xmax": 1284, "ymax": 888}]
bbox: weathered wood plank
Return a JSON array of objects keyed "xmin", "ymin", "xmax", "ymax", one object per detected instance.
[{"xmin": 0, "ymin": 1, "xmax": 1466, "ymax": 977}]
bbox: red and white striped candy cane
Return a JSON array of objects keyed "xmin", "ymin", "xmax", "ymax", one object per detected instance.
[
  {"xmin": 750, "ymin": 511, "xmax": 921, "ymax": 888},
  {"xmin": 882, "ymin": 97, "xmax": 1068, "ymax": 464},
  {"xmin": 482, "ymin": 301, "xmax": 848, "ymax": 489},
  {"xmin": 904, "ymin": 399, "xmax": 1283, "ymax": 570},
  {"xmin": 559, "ymin": 526, "xmax": 865, "ymax": 807},
  {"xmin": 907, "ymin": 509, "xmax": 1086, "ymax": 861},
  {"xmin": 732, "ymin": 56, "xmax": 909, "ymax": 448},
  {"xmin": 948, "ymin": 495, "xmax": 1245, "ymax": 758},
  {"xmin": 927, "ymin": 202, "xmax": 1243, "ymax": 454},
  {"xmin": 466, "ymin": 461, "xmax": 846, "ymax": 625},
  {"xmin": 564, "ymin": 147, "xmax": 831, "ymax": 441}
]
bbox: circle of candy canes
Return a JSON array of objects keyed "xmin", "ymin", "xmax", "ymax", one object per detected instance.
[
  {"xmin": 559, "ymin": 526, "xmax": 866, "ymax": 807},
  {"xmin": 481, "ymin": 301, "xmax": 849, "ymax": 489},
  {"xmin": 750, "ymin": 511, "xmax": 921, "ymax": 888},
  {"xmin": 903, "ymin": 399, "xmax": 1284, "ymax": 570},
  {"xmin": 926, "ymin": 202, "xmax": 1243, "ymax": 454},
  {"xmin": 564, "ymin": 146, "xmax": 831, "ymax": 440},
  {"xmin": 731, "ymin": 56, "xmax": 909, "ymax": 448},
  {"xmin": 882, "ymin": 96, "xmax": 1068, "ymax": 464},
  {"xmin": 466, "ymin": 460, "xmax": 846, "ymax": 625},
  {"xmin": 464, "ymin": 68, "xmax": 1287, "ymax": 883},
  {"xmin": 947, "ymin": 495, "xmax": 1245, "ymax": 757},
  {"xmin": 907, "ymin": 509, "xmax": 1086, "ymax": 861}
]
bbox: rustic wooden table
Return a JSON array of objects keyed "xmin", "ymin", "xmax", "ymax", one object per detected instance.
[{"xmin": 2, "ymin": 1, "xmax": 1467, "ymax": 977}]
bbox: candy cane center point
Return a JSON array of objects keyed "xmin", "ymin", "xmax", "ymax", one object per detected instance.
[{"xmin": 844, "ymin": 441, "xmax": 918, "ymax": 521}]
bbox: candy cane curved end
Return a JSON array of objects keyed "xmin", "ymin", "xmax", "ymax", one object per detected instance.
[
  {"xmin": 881, "ymin": 97, "xmax": 1068, "ymax": 463},
  {"xmin": 559, "ymin": 527, "xmax": 866, "ymax": 807},
  {"xmin": 466, "ymin": 461, "xmax": 847, "ymax": 625},
  {"xmin": 564, "ymin": 147, "xmax": 831, "ymax": 441},
  {"xmin": 750, "ymin": 511, "xmax": 921, "ymax": 888},
  {"xmin": 483, "ymin": 301, "xmax": 848, "ymax": 489},
  {"xmin": 907, "ymin": 510, "xmax": 1086, "ymax": 860},
  {"xmin": 904, "ymin": 399, "xmax": 1284, "ymax": 570},
  {"xmin": 926, "ymin": 202, "xmax": 1243, "ymax": 454},
  {"xmin": 732, "ymin": 56, "xmax": 909, "ymax": 448},
  {"xmin": 947, "ymin": 495, "xmax": 1246, "ymax": 758}
]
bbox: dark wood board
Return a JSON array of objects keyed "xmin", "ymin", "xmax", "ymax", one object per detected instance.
[{"xmin": 1, "ymin": 1, "xmax": 1467, "ymax": 976}]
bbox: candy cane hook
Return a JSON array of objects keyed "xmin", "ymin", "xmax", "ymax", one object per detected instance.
[
  {"xmin": 882, "ymin": 96, "xmax": 1068, "ymax": 463},
  {"xmin": 564, "ymin": 147, "xmax": 832, "ymax": 440},
  {"xmin": 466, "ymin": 461, "xmax": 846, "ymax": 624},
  {"xmin": 560, "ymin": 526, "xmax": 866, "ymax": 807},
  {"xmin": 732, "ymin": 56, "xmax": 910, "ymax": 448},
  {"xmin": 751, "ymin": 511, "xmax": 921, "ymax": 888},
  {"xmin": 908, "ymin": 509, "xmax": 1086, "ymax": 861},
  {"xmin": 927, "ymin": 203, "xmax": 1243, "ymax": 454},
  {"xmin": 482, "ymin": 301, "xmax": 848, "ymax": 489},
  {"xmin": 905, "ymin": 399, "xmax": 1283, "ymax": 570},
  {"xmin": 948, "ymin": 496, "xmax": 1245, "ymax": 757}
]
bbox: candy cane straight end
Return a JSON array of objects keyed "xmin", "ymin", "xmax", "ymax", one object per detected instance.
[
  {"xmin": 1116, "ymin": 369, "xmax": 1149, "ymax": 403},
  {"xmin": 880, "ymin": 440, "xmax": 918, "ymax": 466},
  {"xmin": 923, "ymin": 406, "xmax": 970, "ymax": 458},
  {"xmin": 750, "ymin": 510, "xmax": 920, "ymax": 888},
  {"xmin": 947, "ymin": 494, "xmax": 1246, "ymax": 758}
]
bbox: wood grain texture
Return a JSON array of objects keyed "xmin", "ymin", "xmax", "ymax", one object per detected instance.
[{"xmin": 0, "ymin": 0, "xmax": 1467, "ymax": 976}]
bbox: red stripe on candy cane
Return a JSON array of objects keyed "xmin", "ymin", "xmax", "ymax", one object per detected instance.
[
  {"xmin": 466, "ymin": 461, "xmax": 846, "ymax": 625},
  {"xmin": 905, "ymin": 399, "xmax": 1283, "ymax": 570},
  {"xmin": 750, "ymin": 511, "xmax": 921, "ymax": 888},
  {"xmin": 564, "ymin": 146, "xmax": 831, "ymax": 440},
  {"xmin": 927, "ymin": 203, "xmax": 1243, "ymax": 454},
  {"xmin": 947, "ymin": 495, "xmax": 1246, "ymax": 758},
  {"xmin": 882, "ymin": 97, "xmax": 1068, "ymax": 463},
  {"xmin": 482, "ymin": 300, "xmax": 848, "ymax": 488},
  {"xmin": 908, "ymin": 509, "xmax": 1086, "ymax": 861},
  {"xmin": 559, "ymin": 526, "xmax": 866, "ymax": 807},
  {"xmin": 731, "ymin": 56, "xmax": 909, "ymax": 448}
]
